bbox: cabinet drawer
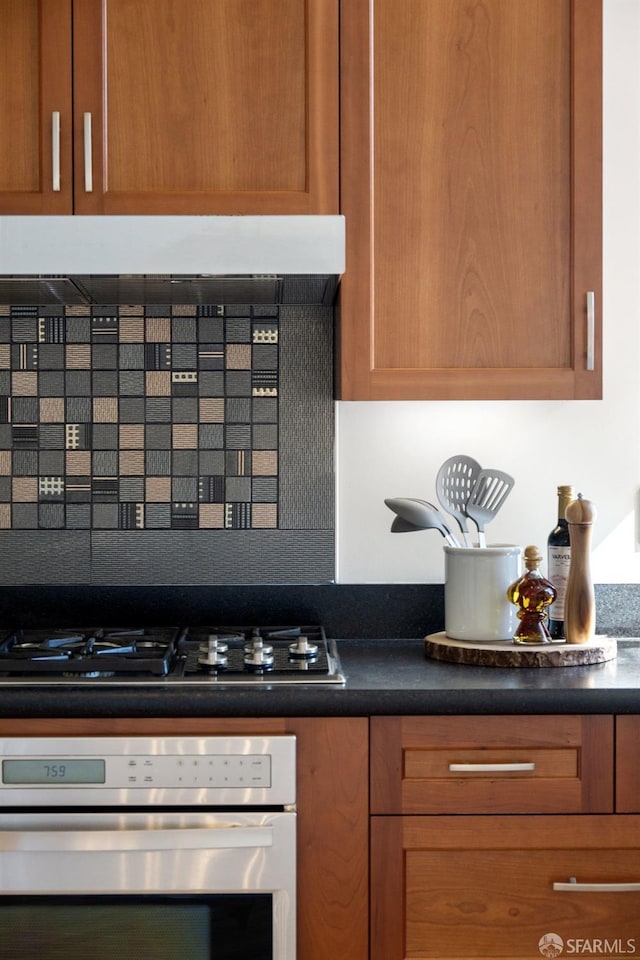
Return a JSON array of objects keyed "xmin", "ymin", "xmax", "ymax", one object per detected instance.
[
  {"xmin": 371, "ymin": 716, "xmax": 613, "ymax": 814},
  {"xmin": 372, "ymin": 815, "xmax": 640, "ymax": 960}
]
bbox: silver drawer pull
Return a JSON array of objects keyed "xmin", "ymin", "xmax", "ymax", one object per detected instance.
[
  {"xmin": 586, "ymin": 291, "xmax": 595, "ymax": 371},
  {"xmin": 448, "ymin": 762, "xmax": 536, "ymax": 773},
  {"xmin": 83, "ymin": 111, "xmax": 93, "ymax": 192},
  {"xmin": 554, "ymin": 877, "xmax": 640, "ymax": 893},
  {"xmin": 51, "ymin": 111, "xmax": 61, "ymax": 191}
]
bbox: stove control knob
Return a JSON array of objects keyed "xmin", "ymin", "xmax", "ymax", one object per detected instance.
[
  {"xmin": 288, "ymin": 635, "xmax": 319, "ymax": 660},
  {"xmin": 243, "ymin": 638, "xmax": 274, "ymax": 670},
  {"xmin": 197, "ymin": 636, "xmax": 229, "ymax": 670}
]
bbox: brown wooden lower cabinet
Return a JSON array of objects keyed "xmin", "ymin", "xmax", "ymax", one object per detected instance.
[
  {"xmin": 371, "ymin": 815, "xmax": 640, "ymax": 960},
  {"xmin": 0, "ymin": 715, "xmax": 368, "ymax": 960},
  {"xmin": 6, "ymin": 712, "xmax": 640, "ymax": 960}
]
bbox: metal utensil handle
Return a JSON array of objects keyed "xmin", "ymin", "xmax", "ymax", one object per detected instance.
[
  {"xmin": 448, "ymin": 762, "xmax": 535, "ymax": 773},
  {"xmin": 554, "ymin": 877, "xmax": 640, "ymax": 893},
  {"xmin": 447, "ymin": 512, "xmax": 471, "ymax": 547}
]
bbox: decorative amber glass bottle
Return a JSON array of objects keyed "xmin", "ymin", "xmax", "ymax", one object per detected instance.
[{"xmin": 507, "ymin": 545, "xmax": 558, "ymax": 644}]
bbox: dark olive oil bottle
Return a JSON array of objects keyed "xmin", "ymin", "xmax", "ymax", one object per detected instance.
[{"xmin": 547, "ymin": 485, "xmax": 576, "ymax": 640}]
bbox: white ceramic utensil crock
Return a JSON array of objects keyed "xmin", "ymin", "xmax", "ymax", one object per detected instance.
[{"xmin": 444, "ymin": 544, "xmax": 523, "ymax": 642}]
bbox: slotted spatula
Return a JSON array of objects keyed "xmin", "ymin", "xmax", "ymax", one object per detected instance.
[
  {"xmin": 435, "ymin": 454, "xmax": 482, "ymax": 546},
  {"xmin": 465, "ymin": 469, "xmax": 515, "ymax": 547}
]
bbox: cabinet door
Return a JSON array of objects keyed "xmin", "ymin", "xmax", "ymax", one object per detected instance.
[
  {"xmin": 72, "ymin": 0, "xmax": 339, "ymax": 214},
  {"xmin": 372, "ymin": 815, "xmax": 640, "ymax": 960},
  {"xmin": 339, "ymin": 0, "xmax": 602, "ymax": 400},
  {"xmin": 0, "ymin": 0, "xmax": 73, "ymax": 213}
]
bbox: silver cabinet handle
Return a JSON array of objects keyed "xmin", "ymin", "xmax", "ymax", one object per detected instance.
[
  {"xmin": 448, "ymin": 762, "xmax": 536, "ymax": 773},
  {"xmin": 51, "ymin": 111, "xmax": 61, "ymax": 191},
  {"xmin": 586, "ymin": 291, "xmax": 595, "ymax": 371},
  {"xmin": 83, "ymin": 111, "xmax": 93, "ymax": 192},
  {"xmin": 554, "ymin": 876, "xmax": 640, "ymax": 893}
]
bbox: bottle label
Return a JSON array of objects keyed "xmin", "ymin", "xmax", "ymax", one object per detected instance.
[{"xmin": 548, "ymin": 547, "xmax": 571, "ymax": 619}]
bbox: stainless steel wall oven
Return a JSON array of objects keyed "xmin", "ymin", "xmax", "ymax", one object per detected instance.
[{"xmin": 0, "ymin": 736, "xmax": 296, "ymax": 960}]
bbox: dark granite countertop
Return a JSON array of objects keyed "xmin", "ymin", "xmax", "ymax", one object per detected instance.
[{"xmin": 1, "ymin": 637, "xmax": 640, "ymax": 719}]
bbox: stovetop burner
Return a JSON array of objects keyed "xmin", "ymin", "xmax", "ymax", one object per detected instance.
[
  {"xmin": 0, "ymin": 627, "xmax": 177, "ymax": 676},
  {"xmin": 0, "ymin": 626, "xmax": 345, "ymax": 686}
]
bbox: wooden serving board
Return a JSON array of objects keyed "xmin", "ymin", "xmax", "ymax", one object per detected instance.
[{"xmin": 424, "ymin": 632, "xmax": 617, "ymax": 668}]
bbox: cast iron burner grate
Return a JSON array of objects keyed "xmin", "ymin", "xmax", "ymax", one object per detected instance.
[{"xmin": 0, "ymin": 627, "xmax": 178, "ymax": 675}]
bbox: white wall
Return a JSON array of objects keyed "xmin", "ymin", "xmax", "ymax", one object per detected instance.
[{"xmin": 336, "ymin": 0, "xmax": 640, "ymax": 585}]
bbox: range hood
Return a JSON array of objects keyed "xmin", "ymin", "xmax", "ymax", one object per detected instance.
[{"xmin": 0, "ymin": 215, "xmax": 345, "ymax": 306}]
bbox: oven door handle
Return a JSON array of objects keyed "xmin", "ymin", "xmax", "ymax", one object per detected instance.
[{"xmin": 0, "ymin": 824, "xmax": 273, "ymax": 853}]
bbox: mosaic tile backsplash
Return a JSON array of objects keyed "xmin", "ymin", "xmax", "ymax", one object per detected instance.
[{"xmin": 0, "ymin": 301, "xmax": 334, "ymax": 585}]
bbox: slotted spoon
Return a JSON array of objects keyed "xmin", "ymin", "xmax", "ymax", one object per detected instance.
[
  {"xmin": 435, "ymin": 454, "xmax": 482, "ymax": 546},
  {"xmin": 465, "ymin": 469, "xmax": 515, "ymax": 547}
]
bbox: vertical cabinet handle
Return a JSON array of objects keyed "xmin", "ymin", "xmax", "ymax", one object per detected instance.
[
  {"xmin": 83, "ymin": 112, "xmax": 93, "ymax": 192},
  {"xmin": 586, "ymin": 291, "xmax": 595, "ymax": 371},
  {"xmin": 51, "ymin": 111, "xmax": 61, "ymax": 191}
]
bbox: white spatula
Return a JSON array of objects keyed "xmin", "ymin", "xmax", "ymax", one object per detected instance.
[{"xmin": 465, "ymin": 469, "xmax": 515, "ymax": 547}]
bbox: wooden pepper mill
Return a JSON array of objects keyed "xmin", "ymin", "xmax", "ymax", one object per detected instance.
[{"xmin": 564, "ymin": 494, "xmax": 597, "ymax": 644}]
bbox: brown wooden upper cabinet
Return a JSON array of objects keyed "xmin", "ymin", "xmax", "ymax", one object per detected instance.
[
  {"xmin": 0, "ymin": 0, "xmax": 339, "ymax": 215},
  {"xmin": 339, "ymin": 0, "xmax": 603, "ymax": 400}
]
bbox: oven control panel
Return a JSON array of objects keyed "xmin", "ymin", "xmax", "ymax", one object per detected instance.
[
  {"xmin": 2, "ymin": 753, "xmax": 271, "ymax": 788},
  {"xmin": 125, "ymin": 753, "xmax": 271, "ymax": 788},
  {"xmin": 0, "ymin": 735, "xmax": 296, "ymax": 807}
]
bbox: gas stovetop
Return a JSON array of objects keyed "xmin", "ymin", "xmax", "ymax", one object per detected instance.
[{"xmin": 0, "ymin": 626, "xmax": 345, "ymax": 686}]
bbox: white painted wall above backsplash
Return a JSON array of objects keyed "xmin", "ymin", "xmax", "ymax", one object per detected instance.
[{"xmin": 336, "ymin": 0, "xmax": 640, "ymax": 586}]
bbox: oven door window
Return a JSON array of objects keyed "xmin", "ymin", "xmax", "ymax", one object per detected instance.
[{"xmin": 0, "ymin": 894, "xmax": 272, "ymax": 960}]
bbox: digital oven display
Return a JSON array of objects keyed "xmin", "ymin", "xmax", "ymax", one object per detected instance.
[{"xmin": 2, "ymin": 759, "xmax": 106, "ymax": 785}]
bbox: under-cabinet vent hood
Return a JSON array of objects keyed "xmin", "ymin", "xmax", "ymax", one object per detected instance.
[{"xmin": 0, "ymin": 215, "xmax": 345, "ymax": 305}]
